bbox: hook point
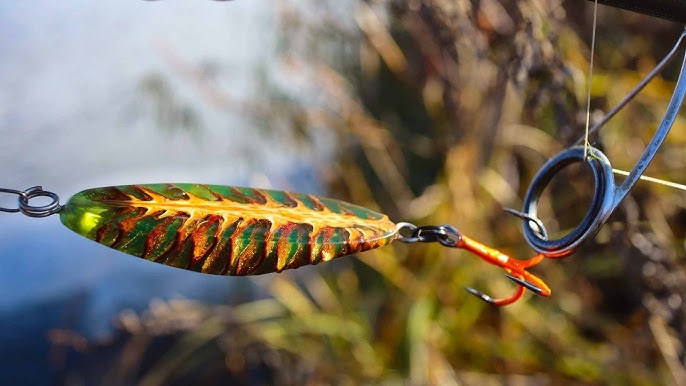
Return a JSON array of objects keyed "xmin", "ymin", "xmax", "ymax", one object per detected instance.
[
  {"xmin": 504, "ymin": 274, "xmax": 543, "ymax": 295},
  {"xmin": 464, "ymin": 286, "xmax": 495, "ymax": 304},
  {"xmin": 503, "ymin": 207, "xmax": 549, "ymax": 240}
]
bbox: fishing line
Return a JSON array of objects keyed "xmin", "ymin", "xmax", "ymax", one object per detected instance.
[
  {"xmin": 583, "ymin": 0, "xmax": 599, "ymax": 158},
  {"xmin": 579, "ymin": 6, "xmax": 686, "ymax": 193},
  {"xmin": 613, "ymin": 169, "xmax": 686, "ymax": 192}
]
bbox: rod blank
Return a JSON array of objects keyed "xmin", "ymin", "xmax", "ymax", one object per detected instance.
[{"xmin": 585, "ymin": 0, "xmax": 686, "ymax": 24}]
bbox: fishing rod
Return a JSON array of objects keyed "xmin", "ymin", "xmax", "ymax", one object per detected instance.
[{"xmin": 585, "ymin": 0, "xmax": 686, "ymax": 24}]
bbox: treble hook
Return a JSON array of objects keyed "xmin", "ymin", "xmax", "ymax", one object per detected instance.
[{"xmin": 396, "ymin": 223, "xmax": 551, "ymax": 306}]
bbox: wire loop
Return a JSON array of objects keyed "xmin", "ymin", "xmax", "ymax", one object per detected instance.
[{"xmin": 0, "ymin": 186, "xmax": 62, "ymax": 218}]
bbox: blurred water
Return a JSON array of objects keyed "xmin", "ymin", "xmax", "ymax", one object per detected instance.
[{"xmin": 0, "ymin": 1, "xmax": 325, "ymax": 382}]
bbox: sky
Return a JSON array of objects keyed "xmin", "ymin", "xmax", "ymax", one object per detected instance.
[
  {"xmin": 0, "ymin": 1, "xmax": 326, "ymax": 338},
  {"xmin": 0, "ymin": 1, "xmax": 286, "ymax": 191}
]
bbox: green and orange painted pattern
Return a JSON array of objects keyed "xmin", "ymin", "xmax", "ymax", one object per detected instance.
[{"xmin": 60, "ymin": 184, "xmax": 398, "ymax": 275}]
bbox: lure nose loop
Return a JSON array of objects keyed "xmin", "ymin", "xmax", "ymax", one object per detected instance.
[{"xmin": 0, "ymin": 186, "xmax": 62, "ymax": 218}]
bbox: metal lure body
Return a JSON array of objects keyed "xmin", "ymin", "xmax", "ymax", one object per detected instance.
[{"xmin": 59, "ymin": 184, "xmax": 397, "ymax": 276}]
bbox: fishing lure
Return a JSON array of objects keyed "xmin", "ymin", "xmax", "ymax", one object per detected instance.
[{"xmin": 1, "ymin": 184, "xmax": 549, "ymax": 306}]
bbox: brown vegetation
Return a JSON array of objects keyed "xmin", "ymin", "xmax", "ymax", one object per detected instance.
[{"xmin": 53, "ymin": 1, "xmax": 686, "ymax": 384}]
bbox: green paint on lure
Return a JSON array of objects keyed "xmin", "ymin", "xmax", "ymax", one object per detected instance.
[{"xmin": 58, "ymin": 184, "xmax": 398, "ymax": 275}]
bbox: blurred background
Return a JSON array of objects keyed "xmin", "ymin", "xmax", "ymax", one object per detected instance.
[{"xmin": 1, "ymin": 1, "xmax": 686, "ymax": 385}]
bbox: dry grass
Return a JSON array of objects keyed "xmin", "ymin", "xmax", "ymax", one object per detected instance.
[{"xmin": 51, "ymin": 1, "xmax": 686, "ymax": 385}]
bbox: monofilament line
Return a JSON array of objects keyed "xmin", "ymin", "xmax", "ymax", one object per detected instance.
[
  {"xmin": 613, "ymin": 169, "xmax": 686, "ymax": 192},
  {"xmin": 583, "ymin": 0, "xmax": 599, "ymax": 159}
]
